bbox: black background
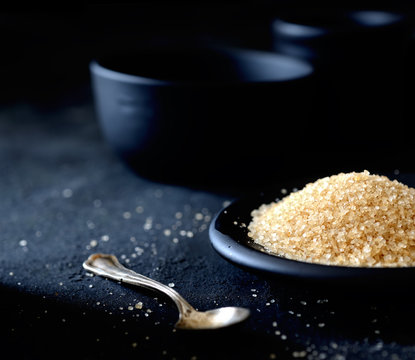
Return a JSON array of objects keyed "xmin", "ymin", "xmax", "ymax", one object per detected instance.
[
  {"xmin": 2, "ymin": 2, "xmax": 415, "ymax": 181},
  {"xmin": 1, "ymin": 3, "xmax": 413, "ymax": 105}
]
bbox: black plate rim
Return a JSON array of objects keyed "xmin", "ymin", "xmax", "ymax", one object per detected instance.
[{"xmin": 209, "ymin": 193, "xmax": 415, "ymax": 282}]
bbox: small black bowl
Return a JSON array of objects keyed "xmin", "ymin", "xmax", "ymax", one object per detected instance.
[
  {"xmin": 271, "ymin": 9, "xmax": 412, "ymax": 165},
  {"xmin": 271, "ymin": 9, "xmax": 408, "ymax": 64},
  {"xmin": 209, "ymin": 181, "xmax": 415, "ymax": 292},
  {"xmin": 90, "ymin": 45, "xmax": 314, "ymax": 188}
]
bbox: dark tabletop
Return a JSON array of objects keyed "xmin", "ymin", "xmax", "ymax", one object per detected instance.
[{"xmin": 1, "ymin": 102, "xmax": 415, "ymax": 360}]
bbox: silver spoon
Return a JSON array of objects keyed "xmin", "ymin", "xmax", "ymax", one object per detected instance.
[{"xmin": 83, "ymin": 253, "xmax": 250, "ymax": 330}]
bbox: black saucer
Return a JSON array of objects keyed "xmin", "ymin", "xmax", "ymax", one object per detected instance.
[{"xmin": 209, "ymin": 189, "xmax": 415, "ymax": 291}]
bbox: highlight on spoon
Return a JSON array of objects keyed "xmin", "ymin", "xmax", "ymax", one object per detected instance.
[
  {"xmin": 83, "ymin": 253, "xmax": 122, "ymax": 276},
  {"xmin": 174, "ymin": 306, "xmax": 251, "ymax": 330},
  {"xmin": 174, "ymin": 307, "xmax": 251, "ymax": 330}
]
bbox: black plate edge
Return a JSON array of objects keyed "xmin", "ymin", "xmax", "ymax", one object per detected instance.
[{"xmin": 209, "ymin": 196, "xmax": 415, "ymax": 285}]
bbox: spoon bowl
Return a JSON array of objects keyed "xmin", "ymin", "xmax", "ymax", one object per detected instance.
[
  {"xmin": 83, "ymin": 253, "xmax": 250, "ymax": 330},
  {"xmin": 175, "ymin": 306, "xmax": 251, "ymax": 330}
]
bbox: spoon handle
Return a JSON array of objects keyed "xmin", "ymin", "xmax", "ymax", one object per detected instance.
[{"xmin": 83, "ymin": 253, "xmax": 195, "ymax": 315}]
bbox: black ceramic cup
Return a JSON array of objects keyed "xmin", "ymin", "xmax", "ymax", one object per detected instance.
[
  {"xmin": 271, "ymin": 10, "xmax": 413, "ymax": 173},
  {"xmin": 90, "ymin": 46, "xmax": 314, "ymax": 188},
  {"xmin": 272, "ymin": 10, "xmax": 409, "ymax": 64}
]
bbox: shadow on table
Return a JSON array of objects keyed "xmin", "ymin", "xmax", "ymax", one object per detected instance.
[
  {"xmin": 266, "ymin": 277, "xmax": 415, "ymax": 346},
  {"xmin": 121, "ymin": 148, "xmax": 415, "ymax": 196},
  {"xmin": 0, "ymin": 286, "xmax": 295, "ymax": 360}
]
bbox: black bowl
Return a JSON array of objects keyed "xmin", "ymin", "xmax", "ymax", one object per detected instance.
[
  {"xmin": 271, "ymin": 9, "xmax": 412, "ymax": 171},
  {"xmin": 272, "ymin": 10, "xmax": 408, "ymax": 64},
  {"xmin": 209, "ymin": 179, "xmax": 415, "ymax": 292},
  {"xmin": 90, "ymin": 45, "xmax": 314, "ymax": 188}
]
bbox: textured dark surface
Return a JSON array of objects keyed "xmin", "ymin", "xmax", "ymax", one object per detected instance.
[{"xmin": 2, "ymin": 103, "xmax": 415, "ymax": 360}]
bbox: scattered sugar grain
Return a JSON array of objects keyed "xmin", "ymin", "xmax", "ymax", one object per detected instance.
[
  {"xmin": 194, "ymin": 213, "xmax": 204, "ymax": 221},
  {"xmin": 292, "ymin": 350, "xmax": 307, "ymax": 358},
  {"xmin": 135, "ymin": 206, "xmax": 144, "ymax": 214},
  {"xmin": 135, "ymin": 302, "xmax": 143, "ymax": 309},
  {"xmin": 90, "ymin": 239, "xmax": 98, "ymax": 248},
  {"xmin": 62, "ymin": 188, "xmax": 73, "ymax": 198},
  {"xmin": 19, "ymin": 239, "xmax": 27, "ymax": 247}
]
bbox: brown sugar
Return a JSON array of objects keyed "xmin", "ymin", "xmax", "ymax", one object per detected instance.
[{"xmin": 248, "ymin": 171, "xmax": 415, "ymax": 267}]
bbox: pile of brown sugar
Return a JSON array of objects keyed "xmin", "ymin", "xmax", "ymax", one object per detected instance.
[{"xmin": 248, "ymin": 171, "xmax": 415, "ymax": 267}]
